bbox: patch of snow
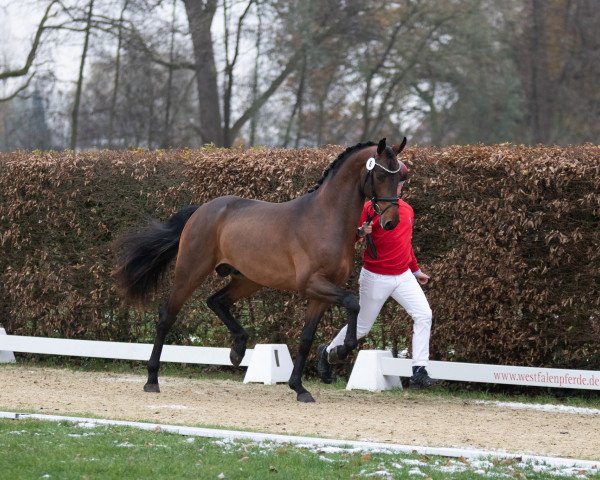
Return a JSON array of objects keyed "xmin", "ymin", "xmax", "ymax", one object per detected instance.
[
  {"xmin": 474, "ymin": 400, "xmax": 600, "ymax": 415},
  {"xmin": 115, "ymin": 441, "xmax": 134, "ymax": 448},
  {"xmin": 360, "ymin": 469, "xmax": 393, "ymax": 478},
  {"xmin": 313, "ymin": 445, "xmax": 362, "ymax": 454},
  {"xmin": 76, "ymin": 422, "xmax": 97, "ymax": 429},
  {"xmin": 145, "ymin": 404, "xmax": 189, "ymax": 410},
  {"xmin": 436, "ymin": 464, "xmax": 467, "ymax": 473},
  {"xmin": 318, "ymin": 455, "xmax": 335, "ymax": 463},
  {"xmin": 470, "ymin": 459, "xmax": 494, "ymax": 469},
  {"xmin": 526, "ymin": 463, "xmax": 591, "ymax": 479},
  {"xmin": 407, "ymin": 467, "xmax": 427, "ymax": 476}
]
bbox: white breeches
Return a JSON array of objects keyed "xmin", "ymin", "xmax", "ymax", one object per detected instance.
[{"xmin": 327, "ymin": 267, "xmax": 433, "ymax": 366}]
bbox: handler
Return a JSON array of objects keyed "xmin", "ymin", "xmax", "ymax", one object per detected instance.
[{"xmin": 317, "ymin": 180, "xmax": 440, "ymax": 389}]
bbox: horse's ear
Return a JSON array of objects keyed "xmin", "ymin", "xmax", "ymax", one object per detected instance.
[
  {"xmin": 392, "ymin": 137, "xmax": 407, "ymax": 155},
  {"xmin": 377, "ymin": 138, "xmax": 387, "ymax": 154}
]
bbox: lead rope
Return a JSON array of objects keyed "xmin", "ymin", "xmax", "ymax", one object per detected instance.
[
  {"xmin": 365, "ymin": 170, "xmax": 378, "ymax": 259},
  {"xmin": 365, "ymin": 208, "xmax": 378, "ymax": 259}
]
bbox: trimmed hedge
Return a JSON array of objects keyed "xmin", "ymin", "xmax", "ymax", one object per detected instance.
[{"xmin": 0, "ymin": 145, "xmax": 598, "ymax": 370}]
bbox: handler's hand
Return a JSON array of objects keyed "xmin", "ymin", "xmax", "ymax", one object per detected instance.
[
  {"xmin": 361, "ymin": 221, "xmax": 373, "ymax": 235},
  {"xmin": 415, "ymin": 271, "xmax": 430, "ymax": 285}
]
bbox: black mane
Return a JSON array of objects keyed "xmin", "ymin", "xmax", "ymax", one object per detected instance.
[{"xmin": 307, "ymin": 141, "xmax": 376, "ymax": 193}]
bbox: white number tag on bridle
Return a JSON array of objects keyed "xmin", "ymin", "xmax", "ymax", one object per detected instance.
[{"xmin": 366, "ymin": 157, "xmax": 375, "ymax": 171}]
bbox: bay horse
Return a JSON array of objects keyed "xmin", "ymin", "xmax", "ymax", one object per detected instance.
[{"xmin": 113, "ymin": 137, "xmax": 408, "ymax": 402}]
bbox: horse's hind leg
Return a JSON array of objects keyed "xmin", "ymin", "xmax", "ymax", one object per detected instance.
[
  {"xmin": 288, "ymin": 300, "xmax": 329, "ymax": 403},
  {"xmin": 145, "ymin": 263, "xmax": 211, "ymax": 393},
  {"xmin": 207, "ymin": 274, "xmax": 262, "ymax": 367}
]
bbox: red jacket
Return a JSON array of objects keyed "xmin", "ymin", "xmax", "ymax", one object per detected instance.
[{"xmin": 358, "ymin": 200, "xmax": 419, "ymax": 275}]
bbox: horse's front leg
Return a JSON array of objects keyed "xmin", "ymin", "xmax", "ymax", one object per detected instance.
[
  {"xmin": 288, "ymin": 300, "xmax": 329, "ymax": 403},
  {"xmin": 323, "ymin": 297, "xmax": 360, "ymax": 365},
  {"xmin": 304, "ymin": 276, "xmax": 360, "ymax": 365}
]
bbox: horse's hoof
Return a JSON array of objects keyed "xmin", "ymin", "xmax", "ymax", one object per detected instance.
[
  {"xmin": 297, "ymin": 392, "xmax": 315, "ymax": 403},
  {"xmin": 230, "ymin": 349, "xmax": 244, "ymax": 367},
  {"xmin": 144, "ymin": 383, "xmax": 160, "ymax": 393},
  {"xmin": 327, "ymin": 345, "xmax": 345, "ymax": 364}
]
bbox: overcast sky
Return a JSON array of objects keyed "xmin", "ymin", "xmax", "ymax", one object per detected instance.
[{"xmin": 1, "ymin": 2, "xmax": 40, "ymax": 63}]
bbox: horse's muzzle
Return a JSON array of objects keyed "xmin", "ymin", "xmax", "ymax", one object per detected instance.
[
  {"xmin": 378, "ymin": 206, "xmax": 399, "ymax": 231},
  {"xmin": 382, "ymin": 219, "xmax": 396, "ymax": 230}
]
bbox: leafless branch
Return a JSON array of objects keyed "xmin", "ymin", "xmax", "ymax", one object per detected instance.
[
  {"xmin": 0, "ymin": 1, "xmax": 58, "ymax": 81},
  {"xmin": 0, "ymin": 73, "xmax": 36, "ymax": 102}
]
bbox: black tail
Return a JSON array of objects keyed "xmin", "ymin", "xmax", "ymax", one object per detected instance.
[{"xmin": 113, "ymin": 206, "xmax": 199, "ymax": 305}]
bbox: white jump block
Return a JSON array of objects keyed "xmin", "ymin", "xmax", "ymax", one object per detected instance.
[
  {"xmin": 346, "ymin": 350, "xmax": 401, "ymax": 392},
  {"xmin": 0, "ymin": 327, "xmax": 16, "ymax": 363},
  {"xmin": 243, "ymin": 344, "xmax": 293, "ymax": 385}
]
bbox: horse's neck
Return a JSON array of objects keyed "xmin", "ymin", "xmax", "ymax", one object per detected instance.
[{"xmin": 314, "ymin": 155, "xmax": 366, "ymax": 234}]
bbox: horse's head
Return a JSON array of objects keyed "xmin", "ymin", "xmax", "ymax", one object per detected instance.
[{"xmin": 362, "ymin": 137, "xmax": 408, "ymax": 230}]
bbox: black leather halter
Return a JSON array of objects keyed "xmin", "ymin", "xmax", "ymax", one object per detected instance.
[
  {"xmin": 361, "ymin": 157, "xmax": 403, "ymax": 216},
  {"xmin": 360, "ymin": 156, "xmax": 405, "ymax": 259}
]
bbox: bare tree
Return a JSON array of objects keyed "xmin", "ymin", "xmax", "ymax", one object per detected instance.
[
  {"xmin": 221, "ymin": 0, "xmax": 254, "ymax": 147},
  {"xmin": 0, "ymin": 1, "xmax": 58, "ymax": 102},
  {"xmin": 108, "ymin": 0, "xmax": 130, "ymax": 148},
  {"xmin": 161, "ymin": 0, "xmax": 178, "ymax": 147},
  {"xmin": 70, "ymin": 0, "xmax": 95, "ymax": 150},
  {"xmin": 282, "ymin": 52, "xmax": 306, "ymax": 147},
  {"xmin": 248, "ymin": 0, "xmax": 264, "ymax": 146},
  {"xmin": 355, "ymin": 1, "xmax": 461, "ymax": 140},
  {"xmin": 528, "ymin": 0, "xmax": 551, "ymax": 143},
  {"xmin": 182, "ymin": 0, "xmax": 222, "ymax": 144},
  {"xmin": 181, "ymin": 0, "xmax": 364, "ymax": 146}
]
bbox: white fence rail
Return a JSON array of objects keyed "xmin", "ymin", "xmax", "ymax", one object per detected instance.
[
  {"xmin": 0, "ymin": 328, "xmax": 293, "ymax": 385},
  {"xmin": 346, "ymin": 350, "xmax": 600, "ymax": 391},
  {"xmin": 3, "ymin": 329, "xmax": 599, "ymax": 391}
]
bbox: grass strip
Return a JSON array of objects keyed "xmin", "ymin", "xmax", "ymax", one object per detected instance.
[{"xmin": 1, "ymin": 419, "xmax": 598, "ymax": 479}]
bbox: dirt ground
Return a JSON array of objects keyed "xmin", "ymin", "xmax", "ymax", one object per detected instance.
[{"xmin": 1, "ymin": 365, "xmax": 598, "ymax": 460}]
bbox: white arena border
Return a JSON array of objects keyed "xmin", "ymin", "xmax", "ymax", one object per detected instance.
[{"xmin": 1, "ymin": 411, "xmax": 598, "ymax": 470}]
